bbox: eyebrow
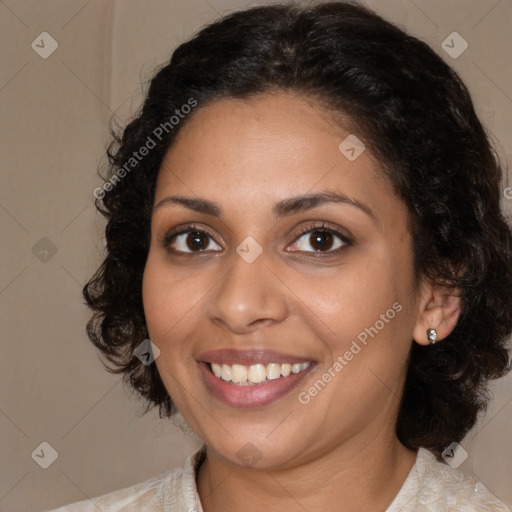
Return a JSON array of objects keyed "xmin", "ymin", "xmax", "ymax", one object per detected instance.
[{"xmin": 153, "ymin": 191, "xmax": 375, "ymax": 221}]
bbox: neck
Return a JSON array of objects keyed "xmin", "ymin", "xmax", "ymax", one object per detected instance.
[{"xmin": 196, "ymin": 432, "xmax": 417, "ymax": 512}]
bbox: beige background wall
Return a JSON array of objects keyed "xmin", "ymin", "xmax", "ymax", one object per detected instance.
[{"xmin": 1, "ymin": 0, "xmax": 511, "ymax": 510}]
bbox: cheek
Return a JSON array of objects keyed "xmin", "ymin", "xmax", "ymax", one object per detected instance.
[
  {"xmin": 142, "ymin": 257, "xmax": 202, "ymax": 404},
  {"xmin": 292, "ymin": 253, "xmax": 415, "ymax": 389},
  {"xmin": 297, "ymin": 260, "xmax": 402, "ymax": 337},
  {"xmin": 142, "ymin": 255, "xmax": 201, "ymax": 347},
  {"xmin": 296, "ymin": 265, "xmax": 412, "ymax": 412}
]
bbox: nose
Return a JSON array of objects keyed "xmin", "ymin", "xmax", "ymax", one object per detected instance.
[{"xmin": 206, "ymin": 247, "xmax": 289, "ymax": 334}]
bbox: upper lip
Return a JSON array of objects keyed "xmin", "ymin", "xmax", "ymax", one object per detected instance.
[{"xmin": 197, "ymin": 349, "xmax": 314, "ymax": 366}]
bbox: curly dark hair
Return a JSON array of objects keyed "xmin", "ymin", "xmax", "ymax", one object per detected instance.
[{"xmin": 83, "ymin": 1, "xmax": 512, "ymax": 459}]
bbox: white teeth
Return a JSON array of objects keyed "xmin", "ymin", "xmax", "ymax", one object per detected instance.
[
  {"xmin": 248, "ymin": 364, "xmax": 266, "ymax": 383},
  {"xmin": 209, "ymin": 361, "xmax": 312, "ymax": 384},
  {"xmin": 266, "ymin": 363, "xmax": 281, "ymax": 380},
  {"xmin": 221, "ymin": 364, "xmax": 232, "ymax": 381},
  {"xmin": 211, "ymin": 362, "xmax": 222, "ymax": 378},
  {"xmin": 231, "ymin": 364, "xmax": 248, "ymax": 383},
  {"xmin": 281, "ymin": 363, "xmax": 291, "ymax": 377}
]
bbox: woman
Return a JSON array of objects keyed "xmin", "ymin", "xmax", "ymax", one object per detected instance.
[{"xmin": 49, "ymin": 1, "xmax": 512, "ymax": 510}]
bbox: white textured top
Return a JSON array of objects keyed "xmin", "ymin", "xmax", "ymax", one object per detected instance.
[{"xmin": 47, "ymin": 446, "xmax": 510, "ymax": 511}]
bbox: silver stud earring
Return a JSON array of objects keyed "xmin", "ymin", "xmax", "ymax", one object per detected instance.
[{"xmin": 427, "ymin": 328, "xmax": 438, "ymax": 344}]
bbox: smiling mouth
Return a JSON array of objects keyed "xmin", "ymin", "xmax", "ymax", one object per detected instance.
[{"xmin": 209, "ymin": 361, "xmax": 312, "ymax": 385}]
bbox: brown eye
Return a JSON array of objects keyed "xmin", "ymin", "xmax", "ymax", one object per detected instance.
[
  {"xmin": 165, "ymin": 227, "xmax": 222, "ymax": 253},
  {"xmin": 186, "ymin": 231, "xmax": 210, "ymax": 251},
  {"xmin": 288, "ymin": 225, "xmax": 349, "ymax": 254},
  {"xmin": 309, "ymin": 230, "xmax": 335, "ymax": 251}
]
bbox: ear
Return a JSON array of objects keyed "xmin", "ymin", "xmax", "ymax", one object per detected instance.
[{"xmin": 412, "ymin": 278, "xmax": 462, "ymax": 345}]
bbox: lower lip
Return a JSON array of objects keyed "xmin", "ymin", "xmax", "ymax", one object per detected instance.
[{"xmin": 198, "ymin": 362, "xmax": 314, "ymax": 408}]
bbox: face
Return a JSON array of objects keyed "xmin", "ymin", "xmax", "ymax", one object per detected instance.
[{"xmin": 142, "ymin": 92, "xmax": 422, "ymax": 470}]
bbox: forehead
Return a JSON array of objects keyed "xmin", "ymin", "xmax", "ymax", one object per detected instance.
[{"xmin": 155, "ymin": 92, "xmax": 395, "ymax": 215}]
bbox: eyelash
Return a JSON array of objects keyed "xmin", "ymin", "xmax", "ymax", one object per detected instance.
[
  {"xmin": 161, "ymin": 222, "xmax": 352, "ymax": 256},
  {"xmin": 292, "ymin": 223, "xmax": 352, "ymax": 253}
]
